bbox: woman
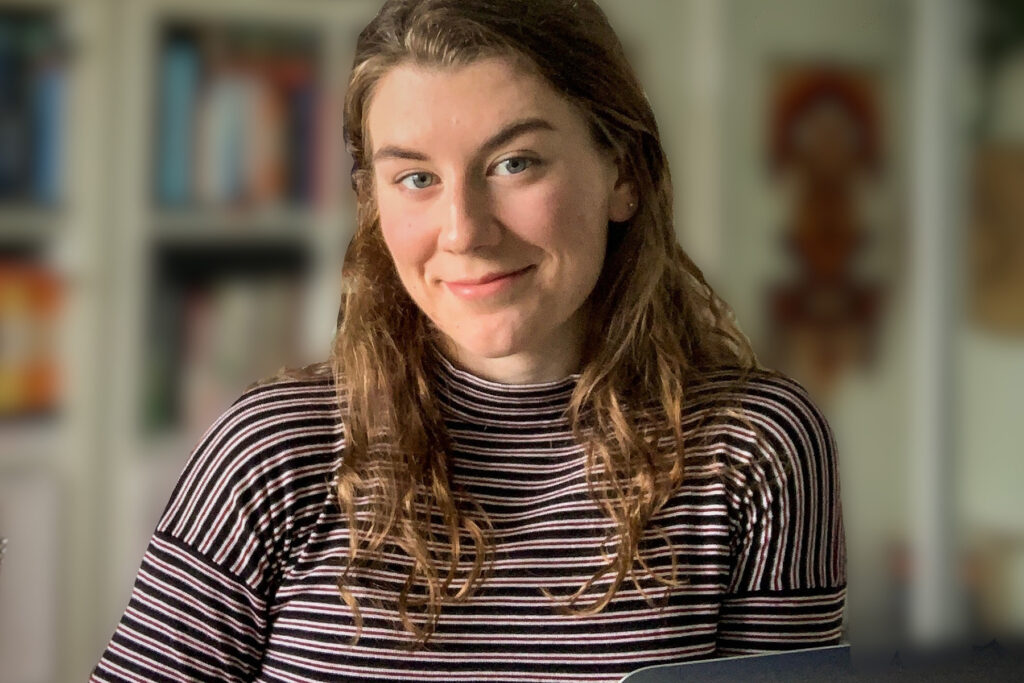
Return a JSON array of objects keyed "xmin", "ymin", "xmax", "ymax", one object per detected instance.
[{"xmin": 92, "ymin": 0, "xmax": 846, "ymax": 680}]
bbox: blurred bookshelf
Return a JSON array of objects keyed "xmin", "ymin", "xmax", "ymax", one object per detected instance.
[
  {"xmin": 0, "ymin": 5, "xmax": 67, "ymax": 209},
  {"xmin": 1, "ymin": 0, "xmax": 379, "ymax": 681},
  {"xmin": 151, "ymin": 20, "xmax": 324, "ymax": 210},
  {"xmin": 0, "ymin": 3, "xmax": 68, "ymax": 431},
  {"xmin": 152, "ymin": 205, "xmax": 318, "ymax": 241},
  {"xmin": 142, "ymin": 240, "xmax": 310, "ymax": 433},
  {"xmin": 109, "ymin": 0, "xmax": 372, "ymax": 452},
  {"xmin": 0, "ymin": 1, "xmax": 104, "ymax": 682},
  {"xmin": 103, "ymin": 0, "xmax": 377, "ymax": 651}
]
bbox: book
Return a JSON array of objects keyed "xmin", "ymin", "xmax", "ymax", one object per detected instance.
[
  {"xmin": 31, "ymin": 58, "xmax": 64, "ymax": 205},
  {"xmin": 0, "ymin": 11, "xmax": 65, "ymax": 205},
  {"xmin": 179, "ymin": 275, "xmax": 302, "ymax": 436},
  {"xmin": 156, "ymin": 35, "xmax": 201, "ymax": 205},
  {"xmin": 0, "ymin": 263, "xmax": 62, "ymax": 416},
  {"xmin": 162, "ymin": 23, "xmax": 321, "ymax": 211},
  {"xmin": 0, "ymin": 18, "xmax": 34, "ymax": 200}
]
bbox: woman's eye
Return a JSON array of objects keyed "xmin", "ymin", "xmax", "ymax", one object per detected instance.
[
  {"xmin": 399, "ymin": 172, "xmax": 436, "ymax": 190},
  {"xmin": 494, "ymin": 157, "xmax": 532, "ymax": 176}
]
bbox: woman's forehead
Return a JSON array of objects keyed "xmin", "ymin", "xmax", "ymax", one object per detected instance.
[{"xmin": 364, "ymin": 57, "xmax": 586, "ymax": 157}]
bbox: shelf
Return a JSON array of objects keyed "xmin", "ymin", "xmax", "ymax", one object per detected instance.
[
  {"xmin": 0, "ymin": 206, "xmax": 63, "ymax": 248},
  {"xmin": 150, "ymin": 206, "xmax": 317, "ymax": 246}
]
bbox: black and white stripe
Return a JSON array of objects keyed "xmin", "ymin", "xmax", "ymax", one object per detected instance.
[{"xmin": 92, "ymin": 360, "xmax": 845, "ymax": 682}]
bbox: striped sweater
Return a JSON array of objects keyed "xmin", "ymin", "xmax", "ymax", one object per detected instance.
[{"xmin": 92, "ymin": 358, "xmax": 846, "ymax": 682}]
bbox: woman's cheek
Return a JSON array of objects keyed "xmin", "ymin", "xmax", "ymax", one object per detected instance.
[
  {"xmin": 380, "ymin": 213, "xmax": 435, "ymax": 279},
  {"xmin": 494, "ymin": 183, "xmax": 562, "ymax": 242}
]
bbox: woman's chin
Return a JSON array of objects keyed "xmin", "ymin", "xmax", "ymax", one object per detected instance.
[{"xmin": 446, "ymin": 338, "xmax": 522, "ymax": 365}]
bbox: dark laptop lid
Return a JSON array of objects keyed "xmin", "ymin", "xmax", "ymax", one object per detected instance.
[{"xmin": 621, "ymin": 644, "xmax": 852, "ymax": 682}]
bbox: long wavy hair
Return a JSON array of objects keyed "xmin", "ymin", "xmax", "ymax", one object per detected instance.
[{"xmin": 332, "ymin": 0, "xmax": 758, "ymax": 644}]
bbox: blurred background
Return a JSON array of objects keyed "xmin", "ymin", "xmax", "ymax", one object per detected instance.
[{"xmin": 0, "ymin": 0, "xmax": 1021, "ymax": 680}]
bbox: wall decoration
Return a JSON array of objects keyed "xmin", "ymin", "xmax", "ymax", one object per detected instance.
[
  {"xmin": 764, "ymin": 65, "xmax": 885, "ymax": 400},
  {"xmin": 968, "ymin": 15, "xmax": 1024, "ymax": 336},
  {"xmin": 969, "ymin": 144, "xmax": 1024, "ymax": 335}
]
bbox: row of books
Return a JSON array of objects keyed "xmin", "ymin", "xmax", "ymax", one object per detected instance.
[
  {"xmin": 0, "ymin": 263, "xmax": 62, "ymax": 417},
  {"xmin": 155, "ymin": 27, "xmax": 329, "ymax": 210},
  {"xmin": 0, "ymin": 12, "xmax": 65, "ymax": 206},
  {"xmin": 143, "ymin": 274, "xmax": 306, "ymax": 434}
]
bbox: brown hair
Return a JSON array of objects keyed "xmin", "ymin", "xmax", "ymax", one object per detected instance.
[{"xmin": 332, "ymin": 0, "xmax": 758, "ymax": 644}]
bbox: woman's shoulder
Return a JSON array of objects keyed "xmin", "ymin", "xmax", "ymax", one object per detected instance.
[
  {"xmin": 201, "ymin": 361, "xmax": 343, "ymax": 454},
  {"xmin": 192, "ymin": 360, "xmax": 343, "ymax": 484},
  {"xmin": 688, "ymin": 365, "xmax": 819, "ymax": 411},
  {"xmin": 684, "ymin": 366, "xmax": 836, "ymax": 469},
  {"xmin": 155, "ymin": 362, "xmax": 345, "ymax": 570},
  {"xmin": 692, "ymin": 369, "xmax": 847, "ymax": 602},
  {"xmin": 241, "ymin": 360, "xmax": 338, "ymax": 401}
]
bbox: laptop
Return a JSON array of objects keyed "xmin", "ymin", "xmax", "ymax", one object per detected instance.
[{"xmin": 621, "ymin": 644, "xmax": 851, "ymax": 682}]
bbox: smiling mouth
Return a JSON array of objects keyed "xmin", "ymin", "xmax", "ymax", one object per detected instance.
[{"xmin": 443, "ymin": 266, "xmax": 534, "ymax": 299}]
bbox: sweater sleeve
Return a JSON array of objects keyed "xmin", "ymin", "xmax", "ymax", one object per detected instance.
[
  {"xmin": 89, "ymin": 533, "xmax": 268, "ymax": 682},
  {"xmin": 716, "ymin": 374, "xmax": 847, "ymax": 656},
  {"xmin": 91, "ymin": 376, "xmax": 341, "ymax": 682}
]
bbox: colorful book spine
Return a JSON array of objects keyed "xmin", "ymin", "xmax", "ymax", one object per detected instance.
[
  {"xmin": 244, "ymin": 72, "xmax": 286, "ymax": 205},
  {"xmin": 291, "ymin": 79, "xmax": 315, "ymax": 205},
  {"xmin": 142, "ymin": 280, "xmax": 185, "ymax": 431},
  {"xmin": 0, "ymin": 263, "xmax": 62, "ymax": 416},
  {"xmin": 31, "ymin": 60, "xmax": 64, "ymax": 205},
  {"xmin": 195, "ymin": 70, "xmax": 240, "ymax": 206},
  {"xmin": 0, "ymin": 20, "xmax": 32, "ymax": 200},
  {"xmin": 174, "ymin": 30, "xmax": 321, "ymax": 211},
  {"xmin": 156, "ymin": 38, "xmax": 200, "ymax": 205},
  {"xmin": 314, "ymin": 85, "xmax": 335, "ymax": 209}
]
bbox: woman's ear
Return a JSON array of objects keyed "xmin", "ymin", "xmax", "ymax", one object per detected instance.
[{"xmin": 608, "ymin": 160, "xmax": 639, "ymax": 222}]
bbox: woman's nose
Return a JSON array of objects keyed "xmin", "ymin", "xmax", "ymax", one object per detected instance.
[{"xmin": 441, "ymin": 178, "xmax": 501, "ymax": 252}]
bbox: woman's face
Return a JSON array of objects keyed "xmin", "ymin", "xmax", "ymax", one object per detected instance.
[{"xmin": 367, "ymin": 57, "xmax": 635, "ymax": 382}]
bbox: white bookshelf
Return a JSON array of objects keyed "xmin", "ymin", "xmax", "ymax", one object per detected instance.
[
  {"xmin": 95, "ymin": 2, "xmax": 379, "ymax": 681},
  {"xmin": 0, "ymin": 0, "xmax": 111, "ymax": 681}
]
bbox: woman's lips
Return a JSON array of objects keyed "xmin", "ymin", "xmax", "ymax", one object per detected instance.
[{"xmin": 443, "ymin": 266, "xmax": 534, "ymax": 300}]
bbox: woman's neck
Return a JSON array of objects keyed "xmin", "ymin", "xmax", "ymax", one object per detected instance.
[{"xmin": 437, "ymin": 325, "xmax": 584, "ymax": 385}]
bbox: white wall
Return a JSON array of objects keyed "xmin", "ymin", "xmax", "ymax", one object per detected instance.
[
  {"xmin": 719, "ymin": 0, "xmax": 914, "ymax": 649},
  {"xmin": 958, "ymin": 328, "xmax": 1024, "ymax": 633}
]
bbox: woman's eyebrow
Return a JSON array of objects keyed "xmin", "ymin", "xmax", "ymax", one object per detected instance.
[
  {"xmin": 371, "ymin": 117, "xmax": 556, "ymax": 164},
  {"xmin": 372, "ymin": 146, "xmax": 429, "ymax": 163},
  {"xmin": 477, "ymin": 117, "xmax": 555, "ymax": 156}
]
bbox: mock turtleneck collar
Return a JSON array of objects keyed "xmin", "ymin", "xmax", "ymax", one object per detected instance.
[{"xmin": 431, "ymin": 351, "xmax": 579, "ymax": 417}]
